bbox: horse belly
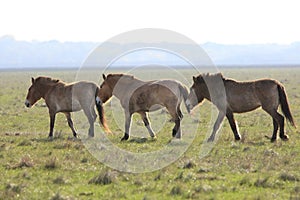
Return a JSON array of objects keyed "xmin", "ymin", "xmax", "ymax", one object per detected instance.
[
  {"xmin": 228, "ymin": 92, "xmax": 261, "ymax": 113},
  {"xmin": 53, "ymin": 98, "xmax": 82, "ymax": 112},
  {"xmin": 227, "ymin": 87, "xmax": 261, "ymax": 113}
]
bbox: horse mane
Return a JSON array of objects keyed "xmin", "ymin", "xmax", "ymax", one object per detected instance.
[
  {"xmin": 202, "ymin": 73, "xmax": 224, "ymax": 80},
  {"xmin": 35, "ymin": 76, "xmax": 61, "ymax": 85},
  {"xmin": 195, "ymin": 73, "xmax": 224, "ymax": 83},
  {"xmin": 107, "ymin": 74, "xmax": 134, "ymax": 80}
]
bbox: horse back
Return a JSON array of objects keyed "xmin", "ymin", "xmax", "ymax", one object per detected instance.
[
  {"xmin": 225, "ymin": 79, "xmax": 279, "ymax": 113},
  {"xmin": 45, "ymin": 81, "xmax": 98, "ymax": 112},
  {"xmin": 129, "ymin": 79, "xmax": 182, "ymax": 112}
]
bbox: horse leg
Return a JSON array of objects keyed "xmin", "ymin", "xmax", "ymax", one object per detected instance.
[
  {"xmin": 167, "ymin": 106, "xmax": 182, "ymax": 139},
  {"xmin": 263, "ymin": 108, "xmax": 288, "ymax": 142},
  {"xmin": 139, "ymin": 111, "xmax": 156, "ymax": 138},
  {"xmin": 271, "ymin": 118, "xmax": 279, "ymax": 142},
  {"xmin": 174, "ymin": 107, "xmax": 183, "ymax": 138},
  {"xmin": 48, "ymin": 111, "xmax": 56, "ymax": 139},
  {"xmin": 83, "ymin": 108, "xmax": 95, "ymax": 137},
  {"xmin": 91, "ymin": 107, "xmax": 97, "ymax": 123},
  {"xmin": 207, "ymin": 111, "xmax": 225, "ymax": 142},
  {"xmin": 64, "ymin": 112, "xmax": 77, "ymax": 138},
  {"xmin": 277, "ymin": 113, "xmax": 288, "ymax": 141},
  {"xmin": 173, "ymin": 118, "xmax": 181, "ymax": 139},
  {"xmin": 226, "ymin": 111, "xmax": 241, "ymax": 141},
  {"xmin": 121, "ymin": 111, "xmax": 132, "ymax": 141}
]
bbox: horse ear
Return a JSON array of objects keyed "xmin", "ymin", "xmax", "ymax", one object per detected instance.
[
  {"xmin": 102, "ymin": 74, "xmax": 106, "ymax": 80},
  {"xmin": 31, "ymin": 77, "xmax": 35, "ymax": 84},
  {"xmin": 193, "ymin": 76, "xmax": 197, "ymax": 82}
]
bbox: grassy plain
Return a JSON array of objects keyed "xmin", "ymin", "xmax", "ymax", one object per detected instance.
[{"xmin": 0, "ymin": 67, "xmax": 299, "ymax": 199}]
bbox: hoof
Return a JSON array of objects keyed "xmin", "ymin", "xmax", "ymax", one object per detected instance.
[
  {"xmin": 151, "ymin": 135, "xmax": 157, "ymax": 140},
  {"xmin": 270, "ymin": 137, "xmax": 277, "ymax": 143},
  {"xmin": 48, "ymin": 136, "xmax": 54, "ymax": 141},
  {"xmin": 207, "ymin": 137, "xmax": 214, "ymax": 143},
  {"xmin": 235, "ymin": 136, "xmax": 241, "ymax": 141},
  {"xmin": 280, "ymin": 135, "xmax": 289, "ymax": 141},
  {"xmin": 121, "ymin": 133, "xmax": 129, "ymax": 141}
]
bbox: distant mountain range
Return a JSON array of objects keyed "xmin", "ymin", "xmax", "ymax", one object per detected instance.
[{"xmin": 0, "ymin": 35, "xmax": 299, "ymax": 69}]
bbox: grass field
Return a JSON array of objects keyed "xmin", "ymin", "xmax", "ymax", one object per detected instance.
[{"xmin": 0, "ymin": 67, "xmax": 299, "ymax": 199}]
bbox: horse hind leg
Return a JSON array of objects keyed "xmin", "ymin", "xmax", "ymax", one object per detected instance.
[
  {"xmin": 167, "ymin": 106, "xmax": 182, "ymax": 139},
  {"xmin": 91, "ymin": 107, "xmax": 97, "ymax": 123},
  {"xmin": 83, "ymin": 108, "xmax": 95, "ymax": 137},
  {"xmin": 271, "ymin": 118, "xmax": 279, "ymax": 142},
  {"xmin": 139, "ymin": 112, "xmax": 156, "ymax": 138},
  {"xmin": 64, "ymin": 112, "xmax": 77, "ymax": 138},
  {"xmin": 263, "ymin": 108, "xmax": 288, "ymax": 142},
  {"xmin": 48, "ymin": 111, "xmax": 56, "ymax": 139},
  {"xmin": 277, "ymin": 113, "xmax": 288, "ymax": 141}
]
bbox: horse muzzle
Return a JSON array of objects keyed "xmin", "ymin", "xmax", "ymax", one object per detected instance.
[
  {"xmin": 95, "ymin": 96, "xmax": 103, "ymax": 105},
  {"xmin": 185, "ymin": 99, "xmax": 193, "ymax": 114},
  {"xmin": 25, "ymin": 100, "xmax": 31, "ymax": 108}
]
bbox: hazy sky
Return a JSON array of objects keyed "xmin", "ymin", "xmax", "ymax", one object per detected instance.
[{"xmin": 0, "ymin": 0, "xmax": 299, "ymax": 44}]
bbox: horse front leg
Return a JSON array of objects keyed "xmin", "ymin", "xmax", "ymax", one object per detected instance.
[
  {"xmin": 207, "ymin": 111, "xmax": 225, "ymax": 142},
  {"xmin": 121, "ymin": 111, "xmax": 132, "ymax": 141},
  {"xmin": 226, "ymin": 111, "xmax": 241, "ymax": 141}
]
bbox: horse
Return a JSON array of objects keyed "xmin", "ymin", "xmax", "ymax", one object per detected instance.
[
  {"xmin": 95, "ymin": 73, "xmax": 190, "ymax": 141},
  {"xmin": 186, "ymin": 73, "xmax": 296, "ymax": 142},
  {"xmin": 25, "ymin": 76, "xmax": 110, "ymax": 138}
]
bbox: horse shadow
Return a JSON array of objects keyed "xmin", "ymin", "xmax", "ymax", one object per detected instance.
[{"xmin": 128, "ymin": 137, "xmax": 154, "ymax": 144}]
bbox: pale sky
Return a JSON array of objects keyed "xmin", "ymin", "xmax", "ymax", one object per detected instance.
[{"xmin": 0, "ymin": 0, "xmax": 299, "ymax": 44}]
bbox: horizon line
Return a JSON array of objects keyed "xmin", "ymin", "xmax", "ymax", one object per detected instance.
[{"xmin": 1, "ymin": 35, "xmax": 299, "ymax": 46}]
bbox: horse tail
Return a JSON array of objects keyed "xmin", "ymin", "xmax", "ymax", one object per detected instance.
[
  {"xmin": 179, "ymin": 84, "xmax": 190, "ymax": 113},
  {"xmin": 277, "ymin": 83, "xmax": 296, "ymax": 127},
  {"xmin": 95, "ymin": 87, "xmax": 111, "ymax": 133}
]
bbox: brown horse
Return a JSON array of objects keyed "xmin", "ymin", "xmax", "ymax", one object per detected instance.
[
  {"xmin": 186, "ymin": 73, "xmax": 296, "ymax": 142},
  {"xmin": 25, "ymin": 76, "xmax": 109, "ymax": 138},
  {"xmin": 96, "ymin": 74, "xmax": 190, "ymax": 141}
]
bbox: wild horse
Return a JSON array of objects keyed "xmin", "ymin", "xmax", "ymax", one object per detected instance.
[
  {"xmin": 186, "ymin": 73, "xmax": 296, "ymax": 142},
  {"xmin": 25, "ymin": 76, "xmax": 109, "ymax": 138},
  {"xmin": 96, "ymin": 74, "xmax": 190, "ymax": 141}
]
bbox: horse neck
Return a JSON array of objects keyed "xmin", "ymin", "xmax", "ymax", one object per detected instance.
[
  {"xmin": 37, "ymin": 83, "xmax": 56, "ymax": 99},
  {"xmin": 203, "ymin": 88, "xmax": 211, "ymax": 101}
]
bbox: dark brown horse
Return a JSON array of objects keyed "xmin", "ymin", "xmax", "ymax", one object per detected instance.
[
  {"xmin": 25, "ymin": 76, "xmax": 109, "ymax": 138},
  {"xmin": 96, "ymin": 74, "xmax": 190, "ymax": 141},
  {"xmin": 186, "ymin": 73, "xmax": 296, "ymax": 142}
]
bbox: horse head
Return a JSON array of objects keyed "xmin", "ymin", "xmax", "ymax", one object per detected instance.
[
  {"xmin": 25, "ymin": 77, "xmax": 59, "ymax": 108},
  {"xmin": 97, "ymin": 74, "xmax": 115, "ymax": 104},
  {"xmin": 25, "ymin": 77, "xmax": 43, "ymax": 108},
  {"xmin": 186, "ymin": 75, "xmax": 207, "ymax": 111}
]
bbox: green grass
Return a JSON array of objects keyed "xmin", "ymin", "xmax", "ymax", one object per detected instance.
[{"xmin": 0, "ymin": 67, "xmax": 300, "ymax": 199}]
